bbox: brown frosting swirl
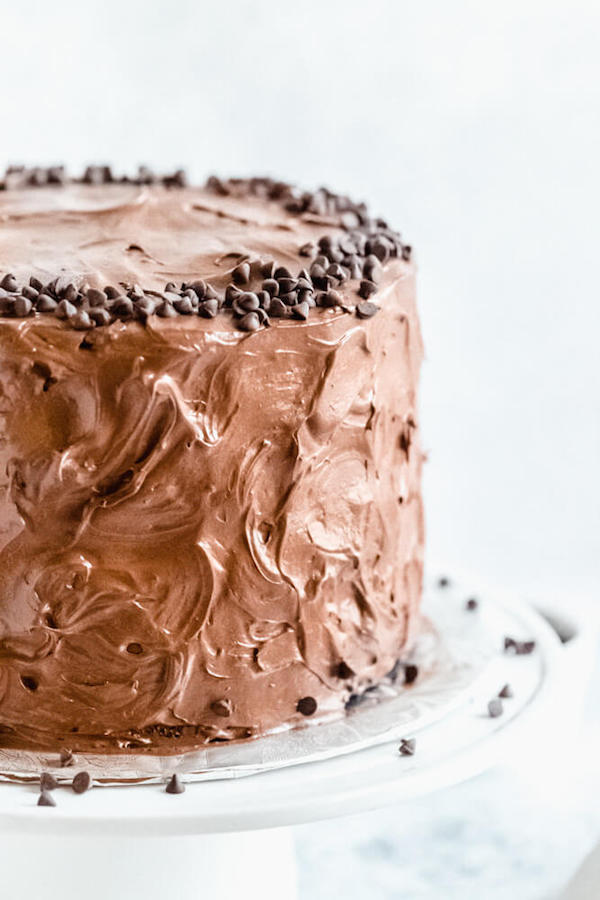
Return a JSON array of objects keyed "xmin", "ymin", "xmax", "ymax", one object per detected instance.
[{"xmin": 0, "ymin": 182, "xmax": 423, "ymax": 753}]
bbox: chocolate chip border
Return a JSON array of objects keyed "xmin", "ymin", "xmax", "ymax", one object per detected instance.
[{"xmin": 0, "ymin": 169, "xmax": 412, "ymax": 332}]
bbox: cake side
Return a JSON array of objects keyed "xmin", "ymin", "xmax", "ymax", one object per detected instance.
[{"xmin": 0, "ymin": 171, "xmax": 423, "ymax": 753}]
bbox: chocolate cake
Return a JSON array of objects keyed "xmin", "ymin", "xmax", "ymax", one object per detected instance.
[{"xmin": 0, "ymin": 166, "xmax": 424, "ymax": 754}]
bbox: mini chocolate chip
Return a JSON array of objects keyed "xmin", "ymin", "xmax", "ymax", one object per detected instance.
[
  {"xmin": 13, "ymin": 296, "xmax": 32, "ymax": 317},
  {"xmin": 262, "ymin": 279, "xmax": 279, "ymax": 297},
  {"xmin": 232, "ymin": 262, "xmax": 251, "ymax": 285},
  {"xmin": 504, "ymin": 637, "xmax": 536, "ymax": 655},
  {"xmin": 277, "ymin": 278, "xmax": 297, "ymax": 294},
  {"xmin": 198, "ymin": 298, "xmax": 218, "ymax": 318},
  {"xmin": 340, "ymin": 210, "xmax": 361, "ymax": 229},
  {"xmin": 86, "ymin": 288, "xmax": 107, "ymax": 307},
  {"xmin": 135, "ymin": 296, "xmax": 158, "ymax": 318},
  {"xmin": 296, "ymin": 277, "xmax": 313, "ymax": 292},
  {"xmin": 36, "ymin": 294, "xmax": 58, "ymax": 312},
  {"xmin": 104, "ymin": 285, "xmax": 120, "ymax": 299},
  {"xmin": 297, "ymin": 696, "xmax": 317, "ymax": 716},
  {"xmin": 21, "ymin": 285, "xmax": 39, "ymax": 301},
  {"xmin": 269, "ymin": 298, "xmax": 289, "ymax": 317},
  {"xmin": 89, "ymin": 308, "xmax": 112, "ymax": 326},
  {"xmin": 72, "ymin": 771, "xmax": 91, "ymax": 794},
  {"xmin": 173, "ymin": 297, "xmax": 195, "ymax": 315},
  {"xmin": 274, "ymin": 266, "xmax": 292, "ymax": 279},
  {"xmin": 164, "ymin": 281, "xmax": 178, "ymax": 293},
  {"xmin": 369, "ymin": 237, "xmax": 391, "ymax": 262},
  {"xmin": 211, "ymin": 699, "xmax": 232, "ymax": 717},
  {"xmin": 466, "ymin": 598, "xmax": 479, "ymax": 611},
  {"xmin": 318, "ymin": 235, "xmax": 334, "ymax": 253},
  {"xmin": 126, "ymin": 642, "xmax": 143, "ymax": 655},
  {"xmin": 336, "ymin": 661, "xmax": 355, "ymax": 679},
  {"xmin": 156, "ymin": 301, "xmax": 178, "ymax": 318},
  {"xmin": 326, "ymin": 263, "xmax": 345, "ymax": 282},
  {"xmin": 237, "ymin": 292, "xmax": 260, "ymax": 312},
  {"xmin": 356, "ymin": 301, "xmax": 379, "ymax": 319},
  {"xmin": 21, "ymin": 675, "xmax": 38, "ymax": 691},
  {"xmin": 402, "ymin": 245, "xmax": 412, "ymax": 261},
  {"xmin": 238, "ymin": 311, "xmax": 261, "ymax": 332},
  {"xmin": 363, "ymin": 255, "xmax": 382, "ymax": 282},
  {"xmin": 83, "ymin": 165, "xmax": 105, "ymax": 185},
  {"xmin": 165, "ymin": 773, "xmax": 185, "ymax": 794},
  {"xmin": 297, "ymin": 289, "xmax": 315, "ymax": 307},
  {"xmin": 260, "ymin": 260, "xmax": 276, "ymax": 278},
  {"xmin": 317, "ymin": 290, "xmax": 342, "ymax": 308},
  {"xmin": 279, "ymin": 292, "xmax": 298, "ymax": 306},
  {"xmin": 404, "ymin": 664, "xmax": 419, "ymax": 685},
  {"xmin": 225, "ymin": 284, "xmax": 242, "ymax": 306},
  {"xmin": 72, "ymin": 311, "xmax": 93, "ymax": 331},
  {"xmin": 38, "ymin": 790, "xmax": 56, "ymax": 807},
  {"xmin": 30, "ymin": 276, "xmax": 44, "ymax": 292},
  {"xmin": 56, "ymin": 299, "xmax": 77, "ymax": 319},
  {"xmin": 292, "ymin": 300, "xmax": 310, "ymax": 320},
  {"xmin": 338, "ymin": 236, "xmax": 357, "ymax": 255},
  {"xmin": 0, "ymin": 273, "xmax": 18, "ymax": 292},
  {"xmin": 358, "ymin": 280, "xmax": 377, "ymax": 299},
  {"xmin": 40, "ymin": 772, "xmax": 58, "ymax": 791},
  {"xmin": 111, "ymin": 297, "xmax": 134, "ymax": 318},
  {"xmin": 399, "ymin": 738, "xmax": 416, "ymax": 756},
  {"xmin": 188, "ymin": 280, "xmax": 206, "ymax": 298},
  {"xmin": 205, "ymin": 285, "xmax": 221, "ymax": 303},
  {"xmin": 257, "ymin": 291, "xmax": 271, "ymax": 310},
  {"xmin": 45, "ymin": 278, "xmax": 59, "ymax": 297},
  {"xmin": 498, "ymin": 684, "xmax": 513, "ymax": 699},
  {"xmin": 347, "ymin": 258, "xmax": 363, "ymax": 279},
  {"xmin": 438, "ymin": 576, "xmax": 450, "ymax": 588},
  {"xmin": 488, "ymin": 698, "xmax": 503, "ymax": 718},
  {"xmin": 61, "ymin": 283, "xmax": 78, "ymax": 303},
  {"xmin": 299, "ymin": 242, "xmax": 315, "ymax": 257}
]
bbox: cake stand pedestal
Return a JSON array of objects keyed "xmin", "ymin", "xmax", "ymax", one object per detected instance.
[{"xmin": 0, "ymin": 581, "xmax": 592, "ymax": 900}]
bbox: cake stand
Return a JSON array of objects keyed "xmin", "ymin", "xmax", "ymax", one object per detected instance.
[{"xmin": 0, "ymin": 576, "xmax": 591, "ymax": 900}]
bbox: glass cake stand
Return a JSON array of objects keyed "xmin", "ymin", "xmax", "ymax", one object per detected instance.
[{"xmin": 0, "ymin": 574, "xmax": 591, "ymax": 900}]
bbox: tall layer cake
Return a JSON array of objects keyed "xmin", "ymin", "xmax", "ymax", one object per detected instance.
[{"xmin": 0, "ymin": 166, "xmax": 424, "ymax": 754}]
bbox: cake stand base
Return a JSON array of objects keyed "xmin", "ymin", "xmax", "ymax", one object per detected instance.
[{"xmin": 0, "ymin": 828, "xmax": 298, "ymax": 900}]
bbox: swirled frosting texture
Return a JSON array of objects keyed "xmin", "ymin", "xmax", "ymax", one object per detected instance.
[{"xmin": 0, "ymin": 183, "xmax": 423, "ymax": 753}]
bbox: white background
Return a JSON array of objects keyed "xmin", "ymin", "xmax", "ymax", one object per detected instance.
[{"xmin": 1, "ymin": 1, "xmax": 598, "ymax": 897}]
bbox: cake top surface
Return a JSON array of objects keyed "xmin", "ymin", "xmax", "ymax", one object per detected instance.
[{"xmin": 0, "ymin": 166, "xmax": 411, "ymax": 331}]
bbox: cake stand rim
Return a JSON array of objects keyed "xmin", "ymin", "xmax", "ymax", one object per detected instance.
[{"xmin": 0, "ymin": 578, "xmax": 576, "ymax": 837}]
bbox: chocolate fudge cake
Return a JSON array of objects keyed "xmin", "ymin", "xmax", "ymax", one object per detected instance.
[{"xmin": 0, "ymin": 165, "xmax": 424, "ymax": 754}]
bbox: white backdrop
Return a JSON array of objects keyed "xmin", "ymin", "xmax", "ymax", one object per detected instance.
[{"xmin": 2, "ymin": 0, "xmax": 598, "ymax": 600}]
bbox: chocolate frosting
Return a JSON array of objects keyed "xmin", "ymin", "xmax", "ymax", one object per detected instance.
[{"xmin": 0, "ymin": 181, "xmax": 423, "ymax": 753}]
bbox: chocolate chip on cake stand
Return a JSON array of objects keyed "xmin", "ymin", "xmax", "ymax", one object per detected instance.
[
  {"xmin": 39, "ymin": 772, "xmax": 58, "ymax": 792},
  {"xmin": 71, "ymin": 771, "xmax": 92, "ymax": 794},
  {"xmin": 165, "ymin": 774, "xmax": 185, "ymax": 795},
  {"xmin": 399, "ymin": 737, "xmax": 416, "ymax": 756}
]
